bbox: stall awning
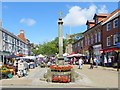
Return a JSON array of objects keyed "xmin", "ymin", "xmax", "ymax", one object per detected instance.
[{"xmin": 99, "ymin": 47, "xmax": 118, "ymax": 53}]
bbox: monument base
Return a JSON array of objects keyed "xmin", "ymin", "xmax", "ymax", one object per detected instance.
[
  {"xmin": 56, "ymin": 57, "xmax": 64, "ymax": 65},
  {"xmin": 46, "ymin": 65, "xmax": 75, "ymax": 83}
]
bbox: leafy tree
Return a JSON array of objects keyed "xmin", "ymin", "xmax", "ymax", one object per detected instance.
[
  {"xmin": 67, "ymin": 32, "xmax": 83, "ymax": 44},
  {"xmin": 32, "ymin": 37, "xmax": 67, "ymax": 56}
]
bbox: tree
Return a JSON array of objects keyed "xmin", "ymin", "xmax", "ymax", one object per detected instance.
[
  {"xmin": 67, "ymin": 32, "xmax": 83, "ymax": 44},
  {"xmin": 32, "ymin": 37, "xmax": 67, "ymax": 56}
]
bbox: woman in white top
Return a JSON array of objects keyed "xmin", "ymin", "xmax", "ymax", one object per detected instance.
[
  {"xmin": 104, "ymin": 56, "xmax": 108, "ymax": 67},
  {"xmin": 108, "ymin": 57, "xmax": 112, "ymax": 67},
  {"xmin": 79, "ymin": 57, "xmax": 83, "ymax": 69}
]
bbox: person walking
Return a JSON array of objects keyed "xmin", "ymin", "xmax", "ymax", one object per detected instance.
[
  {"xmin": 90, "ymin": 57, "xmax": 94, "ymax": 69},
  {"xmin": 94, "ymin": 57, "xmax": 99, "ymax": 68},
  {"xmin": 70, "ymin": 58, "xmax": 73, "ymax": 65},
  {"xmin": 104, "ymin": 56, "xmax": 108, "ymax": 67},
  {"xmin": 108, "ymin": 57, "xmax": 112, "ymax": 67},
  {"xmin": 73, "ymin": 57, "xmax": 76, "ymax": 65},
  {"xmin": 78, "ymin": 57, "xmax": 83, "ymax": 69}
]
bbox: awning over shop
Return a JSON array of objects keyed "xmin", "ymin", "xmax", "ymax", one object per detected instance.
[{"xmin": 99, "ymin": 47, "xmax": 118, "ymax": 53}]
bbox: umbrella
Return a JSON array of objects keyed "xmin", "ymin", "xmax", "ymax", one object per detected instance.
[
  {"xmin": 37, "ymin": 54, "xmax": 44, "ymax": 58},
  {"xmin": 6, "ymin": 54, "xmax": 18, "ymax": 58},
  {"xmin": 67, "ymin": 53, "xmax": 85, "ymax": 58},
  {"xmin": 63, "ymin": 53, "xmax": 69, "ymax": 57},
  {"xmin": 21, "ymin": 56, "xmax": 36, "ymax": 60}
]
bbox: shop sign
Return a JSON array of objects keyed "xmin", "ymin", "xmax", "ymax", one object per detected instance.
[{"xmin": 100, "ymin": 48, "xmax": 118, "ymax": 53}]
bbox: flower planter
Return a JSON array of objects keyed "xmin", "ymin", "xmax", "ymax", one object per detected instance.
[
  {"xmin": 50, "ymin": 65, "xmax": 73, "ymax": 72},
  {"xmin": 52, "ymin": 75, "xmax": 70, "ymax": 83}
]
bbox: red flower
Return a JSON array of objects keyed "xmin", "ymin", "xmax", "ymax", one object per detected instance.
[
  {"xmin": 52, "ymin": 76, "xmax": 59, "ymax": 82},
  {"xmin": 50, "ymin": 65, "xmax": 73, "ymax": 71}
]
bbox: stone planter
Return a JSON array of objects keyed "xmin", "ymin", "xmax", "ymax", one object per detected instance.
[{"xmin": 46, "ymin": 65, "xmax": 75, "ymax": 83}]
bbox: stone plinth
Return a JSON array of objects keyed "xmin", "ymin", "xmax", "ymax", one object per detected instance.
[
  {"xmin": 46, "ymin": 65, "xmax": 75, "ymax": 83},
  {"xmin": 57, "ymin": 57, "xmax": 64, "ymax": 65}
]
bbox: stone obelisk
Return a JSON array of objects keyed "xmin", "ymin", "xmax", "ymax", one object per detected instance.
[{"xmin": 57, "ymin": 11, "xmax": 64, "ymax": 65}]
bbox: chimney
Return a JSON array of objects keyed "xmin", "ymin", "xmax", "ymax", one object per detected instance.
[{"xmin": 18, "ymin": 30, "xmax": 27, "ymax": 43}]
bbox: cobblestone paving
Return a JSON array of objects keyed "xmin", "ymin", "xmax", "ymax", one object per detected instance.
[{"xmin": 0, "ymin": 65, "xmax": 118, "ymax": 88}]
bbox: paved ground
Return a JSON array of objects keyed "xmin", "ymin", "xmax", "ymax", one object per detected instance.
[{"xmin": 0, "ymin": 64, "xmax": 119, "ymax": 88}]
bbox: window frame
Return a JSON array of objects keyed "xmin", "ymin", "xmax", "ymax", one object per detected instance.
[
  {"xmin": 113, "ymin": 34, "xmax": 118, "ymax": 45},
  {"xmin": 107, "ymin": 22, "xmax": 111, "ymax": 31},
  {"xmin": 113, "ymin": 18, "xmax": 118, "ymax": 28},
  {"xmin": 107, "ymin": 36, "xmax": 111, "ymax": 46}
]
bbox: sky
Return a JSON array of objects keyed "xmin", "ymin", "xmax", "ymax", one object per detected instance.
[{"xmin": 1, "ymin": 1, "xmax": 119, "ymax": 44}]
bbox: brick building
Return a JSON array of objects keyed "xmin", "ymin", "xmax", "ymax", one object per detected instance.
[
  {"xmin": 100, "ymin": 9, "xmax": 120, "ymax": 62},
  {"xmin": 84, "ymin": 13, "xmax": 109, "ymax": 60},
  {"xmin": 72, "ymin": 8, "xmax": 120, "ymax": 64},
  {"xmin": 72, "ymin": 37, "xmax": 84, "ymax": 54}
]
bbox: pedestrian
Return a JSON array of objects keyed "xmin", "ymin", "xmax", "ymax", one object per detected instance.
[
  {"xmin": 70, "ymin": 58, "xmax": 73, "ymax": 65},
  {"xmin": 94, "ymin": 57, "xmax": 98, "ymax": 68},
  {"xmin": 73, "ymin": 57, "xmax": 76, "ymax": 65},
  {"xmin": 104, "ymin": 56, "xmax": 108, "ymax": 67},
  {"xmin": 108, "ymin": 57, "xmax": 112, "ymax": 67},
  {"xmin": 47, "ymin": 60, "xmax": 51, "ymax": 67},
  {"xmin": 90, "ymin": 57, "xmax": 93, "ymax": 69},
  {"xmin": 23, "ymin": 68, "xmax": 27, "ymax": 76},
  {"xmin": 78, "ymin": 57, "xmax": 83, "ymax": 69}
]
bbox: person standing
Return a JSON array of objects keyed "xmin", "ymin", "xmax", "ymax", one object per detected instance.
[
  {"xmin": 78, "ymin": 57, "xmax": 83, "ymax": 69},
  {"xmin": 90, "ymin": 57, "xmax": 93, "ymax": 69},
  {"xmin": 108, "ymin": 57, "xmax": 112, "ymax": 67},
  {"xmin": 70, "ymin": 58, "xmax": 73, "ymax": 65},
  {"xmin": 73, "ymin": 57, "xmax": 76, "ymax": 65},
  {"xmin": 94, "ymin": 57, "xmax": 99, "ymax": 68},
  {"xmin": 104, "ymin": 56, "xmax": 108, "ymax": 67}
]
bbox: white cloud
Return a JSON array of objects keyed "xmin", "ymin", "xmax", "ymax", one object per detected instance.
[
  {"xmin": 20, "ymin": 18, "xmax": 36, "ymax": 26},
  {"xmin": 63, "ymin": 4, "xmax": 108, "ymax": 27},
  {"xmin": 98, "ymin": 5, "xmax": 108, "ymax": 13},
  {"xmin": 63, "ymin": 4, "xmax": 97, "ymax": 26}
]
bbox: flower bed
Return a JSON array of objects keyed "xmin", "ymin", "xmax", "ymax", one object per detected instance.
[
  {"xmin": 50, "ymin": 65, "xmax": 73, "ymax": 72},
  {"xmin": 52, "ymin": 75, "xmax": 70, "ymax": 83}
]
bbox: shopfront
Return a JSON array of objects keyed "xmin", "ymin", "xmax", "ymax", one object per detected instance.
[
  {"xmin": 100, "ymin": 47, "xmax": 119, "ymax": 65},
  {"xmin": 0, "ymin": 51, "xmax": 10, "ymax": 65},
  {"xmin": 93, "ymin": 44, "xmax": 102, "ymax": 60}
]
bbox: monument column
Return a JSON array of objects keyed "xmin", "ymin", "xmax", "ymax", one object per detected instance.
[{"xmin": 57, "ymin": 11, "xmax": 64, "ymax": 65}]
